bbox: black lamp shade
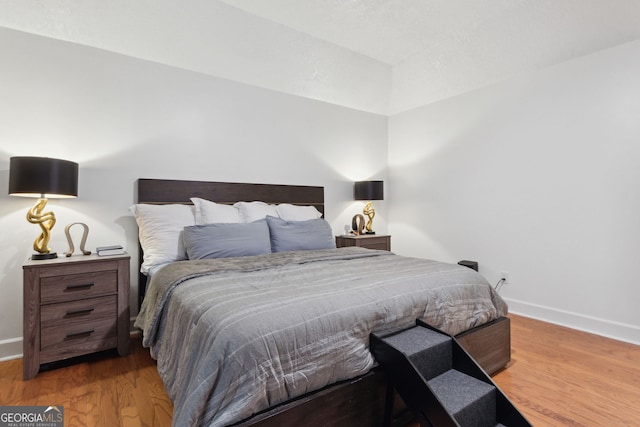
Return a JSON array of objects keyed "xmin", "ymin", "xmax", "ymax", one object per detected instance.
[
  {"xmin": 354, "ymin": 180, "xmax": 383, "ymax": 201},
  {"xmin": 9, "ymin": 157, "xmax": 78, "ymax": 198}
]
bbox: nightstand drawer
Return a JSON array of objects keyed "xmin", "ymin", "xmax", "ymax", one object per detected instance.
[
  {"xmin": 40, "ymin": 295, "xmax": 117, "ymax": 327},
  {"xmin": 335, "ymin": 235, "xmax": 391, "ymax": 251},
  {"xmin": 40, "ymin": 316, "xmax": 118, "ymax": 352},
  {"xmin": 40, "ymin": 336, "xmax": 119, "ymax": 365},
  {"xmin": 363, "ymin": 240, "xmax": 390, "ymax": 251},
  {"xmin": 40, "ymin": 270, "xmax": 118, "ymax": 303}
]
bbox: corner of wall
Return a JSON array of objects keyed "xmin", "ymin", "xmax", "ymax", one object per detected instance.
[{"xmin": 0, "ymin": 337, "xmax": 23, "ymax": 362}]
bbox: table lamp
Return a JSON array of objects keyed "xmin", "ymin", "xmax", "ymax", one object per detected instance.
[
  {"xmin": 354, "ymin": 180, "xmax": 383, "ymax": 234},
  {"xmin": 9, "ymin": 156, "xmax": 78, "ymax": 260}
]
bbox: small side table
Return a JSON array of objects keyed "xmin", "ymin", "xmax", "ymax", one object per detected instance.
[
  {"xmin": 335, "ymin": 234, "xmax": 391, "ymax": 251},
  {"xmin": 22, "ymin": 253, "xmax": 130, "ymax": 379}
]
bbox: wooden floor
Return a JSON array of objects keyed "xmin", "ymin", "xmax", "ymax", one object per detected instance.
[
  {"xmin": 0, "ymin": 335, "xmax": 173, "ymax": 427},
  {"xmin": 0, "ymin": 314, "xmax": 638, "ymax": 426},
  {"xmin": 492, "ymin": 315, "xmax": 640, "ymax": 426}
]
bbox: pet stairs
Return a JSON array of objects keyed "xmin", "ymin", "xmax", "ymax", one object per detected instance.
[{"xmin": 370, "ymin": 320, "xmax": 531, "ymax": 427}]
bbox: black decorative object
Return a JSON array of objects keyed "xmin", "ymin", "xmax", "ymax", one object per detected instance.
[{"xmin": 458, "ymin": 260, "xmax": 479, "ymax": 271}]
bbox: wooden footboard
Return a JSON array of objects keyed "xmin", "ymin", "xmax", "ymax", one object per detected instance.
[{"xmin": 234, "ymin": 317, "xmax": 511, "ymax": 427}]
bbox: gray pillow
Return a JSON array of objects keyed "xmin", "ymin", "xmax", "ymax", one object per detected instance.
[
  {"xmin": 266, "ymin": 216, "xmax": 336, "ymax": 252},
  {"xmin": 183, "ymin": 219, "xmax": 271, "ymax": 260}
]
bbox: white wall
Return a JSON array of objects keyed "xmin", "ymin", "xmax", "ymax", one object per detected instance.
[
  {"xmin": 388, "ymin": 40, "xmax": 640, "ymax": 344},
  {"xmin": 0, "ymin": 28, "xmax": 388, "ymax": 360}
]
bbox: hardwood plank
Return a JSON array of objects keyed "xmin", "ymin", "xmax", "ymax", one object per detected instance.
[
  {"xmin": 0, "ymin": 336, "xmax": 172, "ymax": 427},
  {"xmin": 1, "ymin": 316, "xmax": 638, "ymax": 426},
  {"xmin": 492, "ymin": 314, "xmax": 640, "ymax": 426}
]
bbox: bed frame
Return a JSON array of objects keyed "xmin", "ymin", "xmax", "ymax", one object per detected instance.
[{"xmin": 135, "ymin": 178, "xmax": 511, "ymax": 427}]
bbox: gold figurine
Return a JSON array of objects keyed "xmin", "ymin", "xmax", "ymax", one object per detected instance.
[
  {"xmin": 363, "ymin": 201, "xmax": 375, "ymax": 234},
  {"xmin": 26, "ymin": 198, "xmax": 56, "ymax": 255}
]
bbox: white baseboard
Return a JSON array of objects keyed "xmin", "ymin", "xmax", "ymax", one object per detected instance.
[
  {"xmin": 505, "ymin": 297, "xmax": 640, "ymax": 345},
  {"xmin": 0, "ymin": 337, "xmax": 22, "ymax": 362}
]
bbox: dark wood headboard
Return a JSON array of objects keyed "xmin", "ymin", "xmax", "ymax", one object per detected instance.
[
  {"xmin": 137, "ymin": 178, "xmax": 324, "ymax": 211},
  {"xmin": 135, "ymin": 178, "xmax": 325, "ymax": 307}
]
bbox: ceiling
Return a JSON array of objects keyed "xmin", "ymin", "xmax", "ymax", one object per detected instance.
[
  {"xmin": 1, "ymin": 0, "xmax": 639, "ymax": 114},
  {"xmin": 220, "ymin": 0, "xmax": 640, "ymax": 66},
  {"xmin": 223, "ymin": 0, "xmax": 640, "ymax": 112}
]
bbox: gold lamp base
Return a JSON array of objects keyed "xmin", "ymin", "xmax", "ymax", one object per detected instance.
[
  {"xmin": 27, "ymin": 198, "xmax": 57, "ymax": 261},
  {"xmin": 363, "ymin": 201, "xmax": 376, "ymax": 234}
]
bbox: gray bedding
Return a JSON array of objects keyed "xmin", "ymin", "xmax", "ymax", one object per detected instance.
[{"xmin": 135, "ymin": 247, "xmax": 508, "ymax": 427}]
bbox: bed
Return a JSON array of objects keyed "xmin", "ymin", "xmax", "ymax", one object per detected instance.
[{"xmin": 132, "ymin": 178, "xmax": 511, "ymax": 427}]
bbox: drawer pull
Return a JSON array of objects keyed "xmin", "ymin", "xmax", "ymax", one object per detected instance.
[
  {"xmin": 66, "ymin": 308, "xmax": 95, "ymax": 316},
  {"xmin": 66, "ymin": 283, "xmax": 94, "ymax": 290},
  {"xmin": 66, "ymin": 329, "xmax": 94, "ymax": 339}
]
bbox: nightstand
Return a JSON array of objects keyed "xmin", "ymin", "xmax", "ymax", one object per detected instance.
[
  {"xmin": 22, "ymin": 253, "xmax": 130, "ymax": 380},
  {"xmin": 335, "ymin": 234, "xmax": 391, "ymax": 251}
]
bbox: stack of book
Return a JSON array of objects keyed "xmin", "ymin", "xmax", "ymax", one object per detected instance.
[{"xmin": 96, "ymin": 245, "xmax": 125, "ymax": 256}]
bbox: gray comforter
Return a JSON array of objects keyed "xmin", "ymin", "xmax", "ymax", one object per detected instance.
[{"xmin": 135, "ymin": 247, "xmax": 508, "ymax": 426}]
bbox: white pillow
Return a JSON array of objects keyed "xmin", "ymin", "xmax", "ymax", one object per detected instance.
[
  {"xmin": 275, "ymin": 203, "xmax": 322, "ymax": 221},
  {"xmin": 129, "ymin": 203, "xmax": 195, "ymax": 273},
  {"xmin": 191, "ymin": 197, "xmax": 242, "ymax": 225},
  {"xmin": 233, "ymin": 201, "xmax": 279, "ymax": 223}
]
